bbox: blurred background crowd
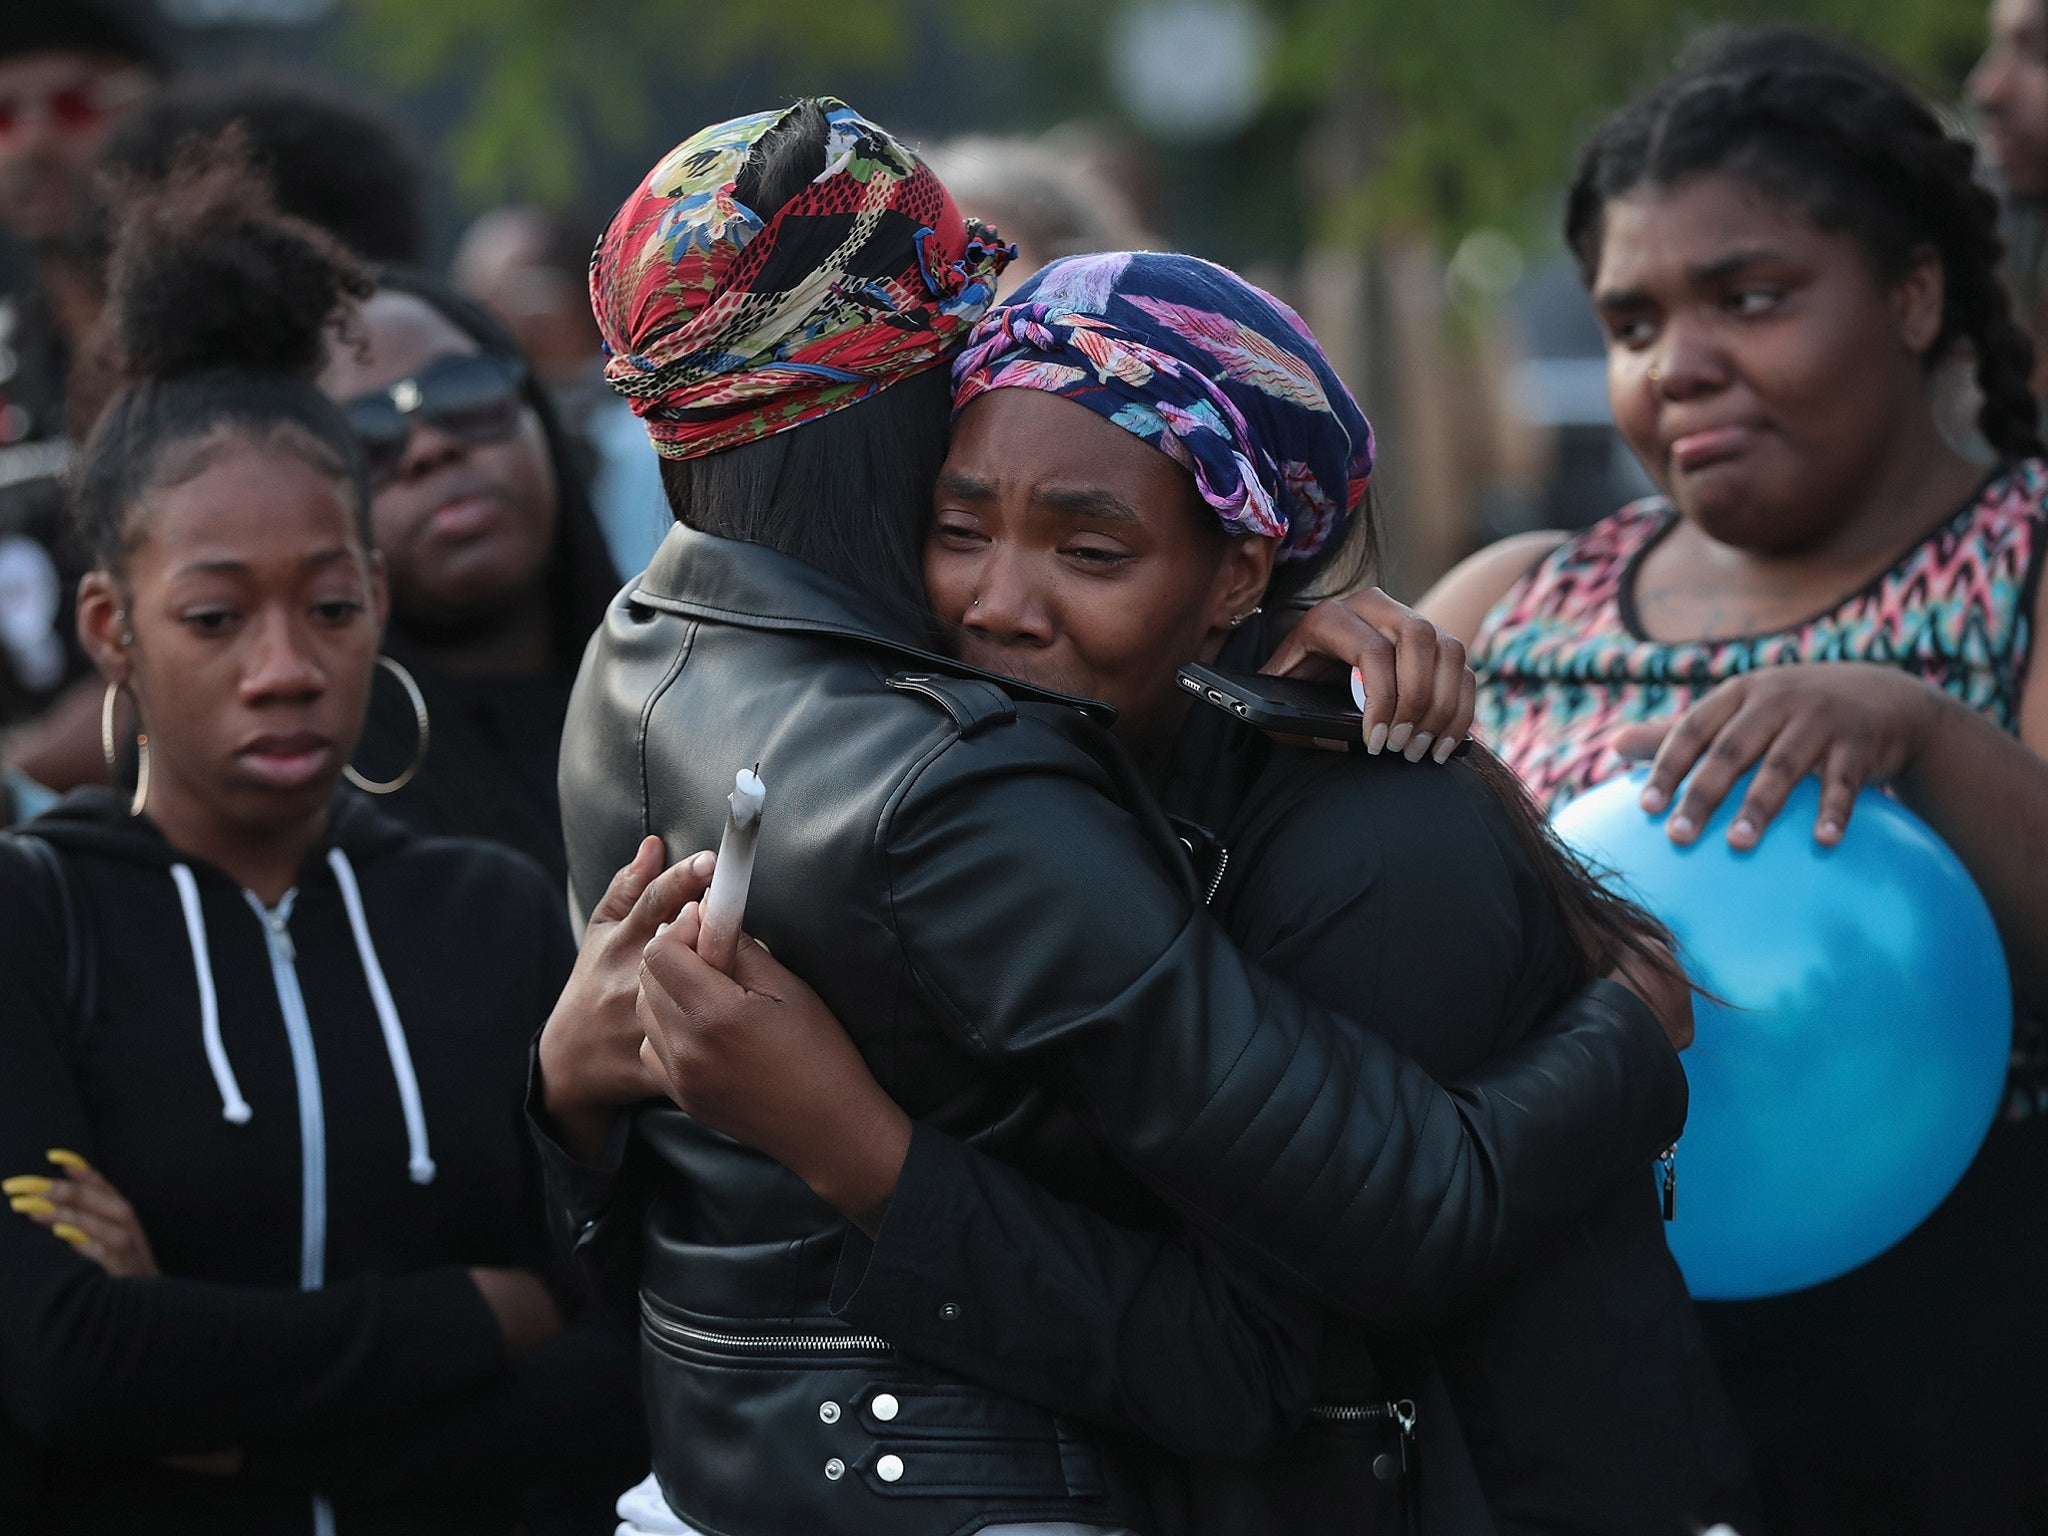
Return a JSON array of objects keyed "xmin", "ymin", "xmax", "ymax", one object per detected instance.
[
  {"xmin": 0, "ymin": 0, "xmax": 2007, "ymax": 830},
  {"xmin": 2, "ymin": 0, "xmax": 2027, "ymax": 642}
]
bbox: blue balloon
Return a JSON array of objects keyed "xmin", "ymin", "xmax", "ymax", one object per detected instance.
[{"xmin": 1553, "ymin": 770, "xmax": 2011, "ymax": 1300}]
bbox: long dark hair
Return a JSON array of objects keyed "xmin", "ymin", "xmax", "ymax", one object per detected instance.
[
  {"xmin": 655, "ymin": 99, "xmax": 952, "ymax": 643},
  {"xmin": 1270, "ymin": 491, "xmax": 1673, "ymax": 986},
  {"xmin": 1566, "ymin": 24, "xmax": 2043, "ymax": 461},
  {"xmin": 373, "ymin": 269, "xmax": 623, "ymax": 664},
  {"xmin": 72, "ymin": 135, "xmax": 373, "ymax": 576},
  {"xmin": 1463, "ymin": 744, "xmax": 1682, "ymax": 988}
]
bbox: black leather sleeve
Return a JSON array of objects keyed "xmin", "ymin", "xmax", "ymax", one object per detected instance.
[
  {"xmin": 523, "ymin": 1043, "xmax": 648, "ymax": 1325},
  {"xmin": 827, "ymin": 1122, "xmax": 1324, "ymax": 1459},
  {"xmin": 882, "ymin": 721, "xmax": 1687, "ymax": 1325}
]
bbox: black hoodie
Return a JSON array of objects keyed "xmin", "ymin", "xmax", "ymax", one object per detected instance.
[{"xmin": 0, "ymin": 788, "xmax": 643, "ymax": 1535}]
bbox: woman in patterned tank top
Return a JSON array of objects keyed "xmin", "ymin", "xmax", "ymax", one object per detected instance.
[{"xmin": 1417, "ymin": 29, "xmax": 2048, "ymax": 1536}]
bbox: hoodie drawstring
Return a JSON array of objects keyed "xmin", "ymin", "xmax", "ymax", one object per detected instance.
[
  {"xmin": 326, "ymin": 848, "xmax": 437, "ymax": 1185},
  {"xmin": 170, "ymin": 863, "xmax": 254, "ymax": 1125}
]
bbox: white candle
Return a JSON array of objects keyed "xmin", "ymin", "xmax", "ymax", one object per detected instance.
[{"xmin": 697, "ymin": 766, "xmax": 765, "ymax": 973}]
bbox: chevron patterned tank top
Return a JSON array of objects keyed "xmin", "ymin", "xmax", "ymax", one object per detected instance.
[{"xmin": 1471, "ymin": 459, "xmax": 2048, "ymax": 815}]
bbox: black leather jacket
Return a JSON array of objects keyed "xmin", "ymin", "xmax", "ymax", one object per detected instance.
[{"xmin": 540, "ymin": 527, "xmax": 1688, "ymax": 1536}]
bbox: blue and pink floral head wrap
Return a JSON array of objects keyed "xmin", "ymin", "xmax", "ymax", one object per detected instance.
[{"xmin": 950, "ymin": 252, "xmax": 1374, "ymax": 562}]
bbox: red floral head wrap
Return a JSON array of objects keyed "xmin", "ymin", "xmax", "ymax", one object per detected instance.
[{"xmin": 591, "ymin": 99, "xmax": 1012, "ymax": 460}]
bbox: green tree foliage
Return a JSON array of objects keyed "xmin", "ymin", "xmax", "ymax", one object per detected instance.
[
  {"xmin": 1268, "ymin": 0, "xmax": 1988, "ymax": 243},
  {"xmin": 346, "ymin": 0, "xmax": 1989, "ymax": 246},
  {"xmin": 346, "ymin": 0, "xmax": 929, "ymax": 201}
]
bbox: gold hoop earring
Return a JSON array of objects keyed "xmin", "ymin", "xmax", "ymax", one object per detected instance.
[
  {"xmin": 100, "ymin": 681, "xmax": 150, "ymax": 816},
  {"xmin": 343, "ymin": 656, "xmax": 430, "ymax": 795},
  {"xmin": 1227, "ymin": 605, "xmax": 1263, "ymax": 631}
]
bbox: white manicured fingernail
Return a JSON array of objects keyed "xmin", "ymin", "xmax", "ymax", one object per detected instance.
[
  {"xmin": 1387, "ymin": 723, "xmax": 1413, "ymax": 753},
  {"xmin": 1432, "ymin": 733, "xmax": 1457, "ymax": 764},
  {"xmin": 1404, "ymin": 731, "xmax": 1434, "ymax": 763},
  {"xmin": 1366, "ymin": 723, "xmax": 1389, "ymax": 755}
]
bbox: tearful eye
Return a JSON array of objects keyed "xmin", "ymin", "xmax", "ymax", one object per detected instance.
[{"xmin": 1065, "ymin": 545, "xmax": 1131, "ymax": 569}]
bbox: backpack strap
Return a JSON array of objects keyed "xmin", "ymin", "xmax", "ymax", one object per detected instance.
[{"xmin": 6, "ymin": 832, "xmax": 96, "ymax": 1041}]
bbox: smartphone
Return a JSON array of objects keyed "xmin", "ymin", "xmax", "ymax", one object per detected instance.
[{"xmin": 1176, "ymin": 662, "xmax": 1365, "ymax": 744}]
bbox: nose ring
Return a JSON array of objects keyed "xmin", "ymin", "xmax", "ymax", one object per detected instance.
[
  {"xmin": 971, "ymin": 596, "xmax": 980, "ymax": 608},
  {"xmin": 1647, "ymin": 364, "xmax": 1664, "ymax": 384}
]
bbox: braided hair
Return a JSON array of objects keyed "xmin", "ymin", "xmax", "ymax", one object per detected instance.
[{"xmin": 1566, "ymin": 25, "xmax": 2045, "ymax": 463}]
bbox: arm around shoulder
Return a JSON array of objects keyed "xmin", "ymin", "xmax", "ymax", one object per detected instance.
[{"xmin": 882, "ymin": 726, "xmax": 1686, "ymax": 1321}]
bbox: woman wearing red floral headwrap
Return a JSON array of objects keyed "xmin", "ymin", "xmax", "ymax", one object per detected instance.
[{"xmin": 532, "ymin": 98, "xmax": 1692, "ymax": 1536}]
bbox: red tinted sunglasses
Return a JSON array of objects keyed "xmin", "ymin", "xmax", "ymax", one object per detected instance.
[{"xmin": 0, "ymin": 74, "xmax": 149, "ymax": 139}]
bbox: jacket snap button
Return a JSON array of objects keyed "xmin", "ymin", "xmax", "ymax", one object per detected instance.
[
  {"xmin": 877, "ymin": 1454, "xmax": 905, "ymax": 1483},
  {"xmin": 870, "ymin": 1392, "xmax": 899, "ymax": 1421},
  {"xmin": 818, "ymin": 1401, "xmax": 841, "ymax": 1424},
  {"xmin": 1371, "ymin": 1452, "xmax": 1399, "ymax": 1482},
  {"xmin": 824, "ymin": 1458, "xmax": 846, "ymax": 1481},
  {"xmin": 938, "ymin": 1302, "xmax": 963, "ymax": 1322}
]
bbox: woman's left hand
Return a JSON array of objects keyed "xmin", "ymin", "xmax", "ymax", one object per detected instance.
[
  {"xmin": 1260, "ymin": 588, "xmax": 1476, "ymax": 762},
  {"xmin": 1610, "ymin": 662, "xmax": 1947, "ymax": 850},
  {"xmin": 636, "ymin": 907, "xmax": 911, "ymax": 1234},
  {"xmin": 5, "ymin": 1150, "xmax": 159, "ymax": 1277}
]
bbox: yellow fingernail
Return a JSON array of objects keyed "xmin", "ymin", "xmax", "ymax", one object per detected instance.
[
  {"xmin": 10, "ymin": 1196, "xmax": 55, "ymax": 1216},
  {"xmin": 2, "ymin": 1177, "xmax": 52, "ymax": 1196},
  {"xmin": 52, "ymin": 1223, "xmax": 89, "ymax": 1247},
  {"xmin": 45, "ymin": 1150, "xmax": 88, "ymax": 1172}
]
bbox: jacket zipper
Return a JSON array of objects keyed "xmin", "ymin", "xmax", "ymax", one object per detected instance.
[
  {"xmin": 1203, "ymin": 846, "xmax": 1230, "ymax": 907},
  {"xmin": 244, "ymin": 891, "xmax": 336, "ymax": 1536},
  {"xmin": 639, "ymin": 1297, "xmax": 892, "ymax": 1355},
  {"xmin": 1307, "ymin": 1398, "xmax": 1415, "ymax": 1426},
  {"xmin": 1310, "ymin": 1397, "xmax": 1418, "ymax": 1475}
]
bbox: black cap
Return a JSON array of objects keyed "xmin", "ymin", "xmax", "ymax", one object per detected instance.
[{"xmin": 0, "ymin": 0, "xmax": 171, "ymax": 71}]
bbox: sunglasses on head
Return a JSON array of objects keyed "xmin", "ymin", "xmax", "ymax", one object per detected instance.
[
  {"xmin": 0, "ymin": 72, "xmax": 150, "ymax": 139},
  {"xmin": 344, "ymin": 351, "xmax": 529, "ymax": 487}
]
